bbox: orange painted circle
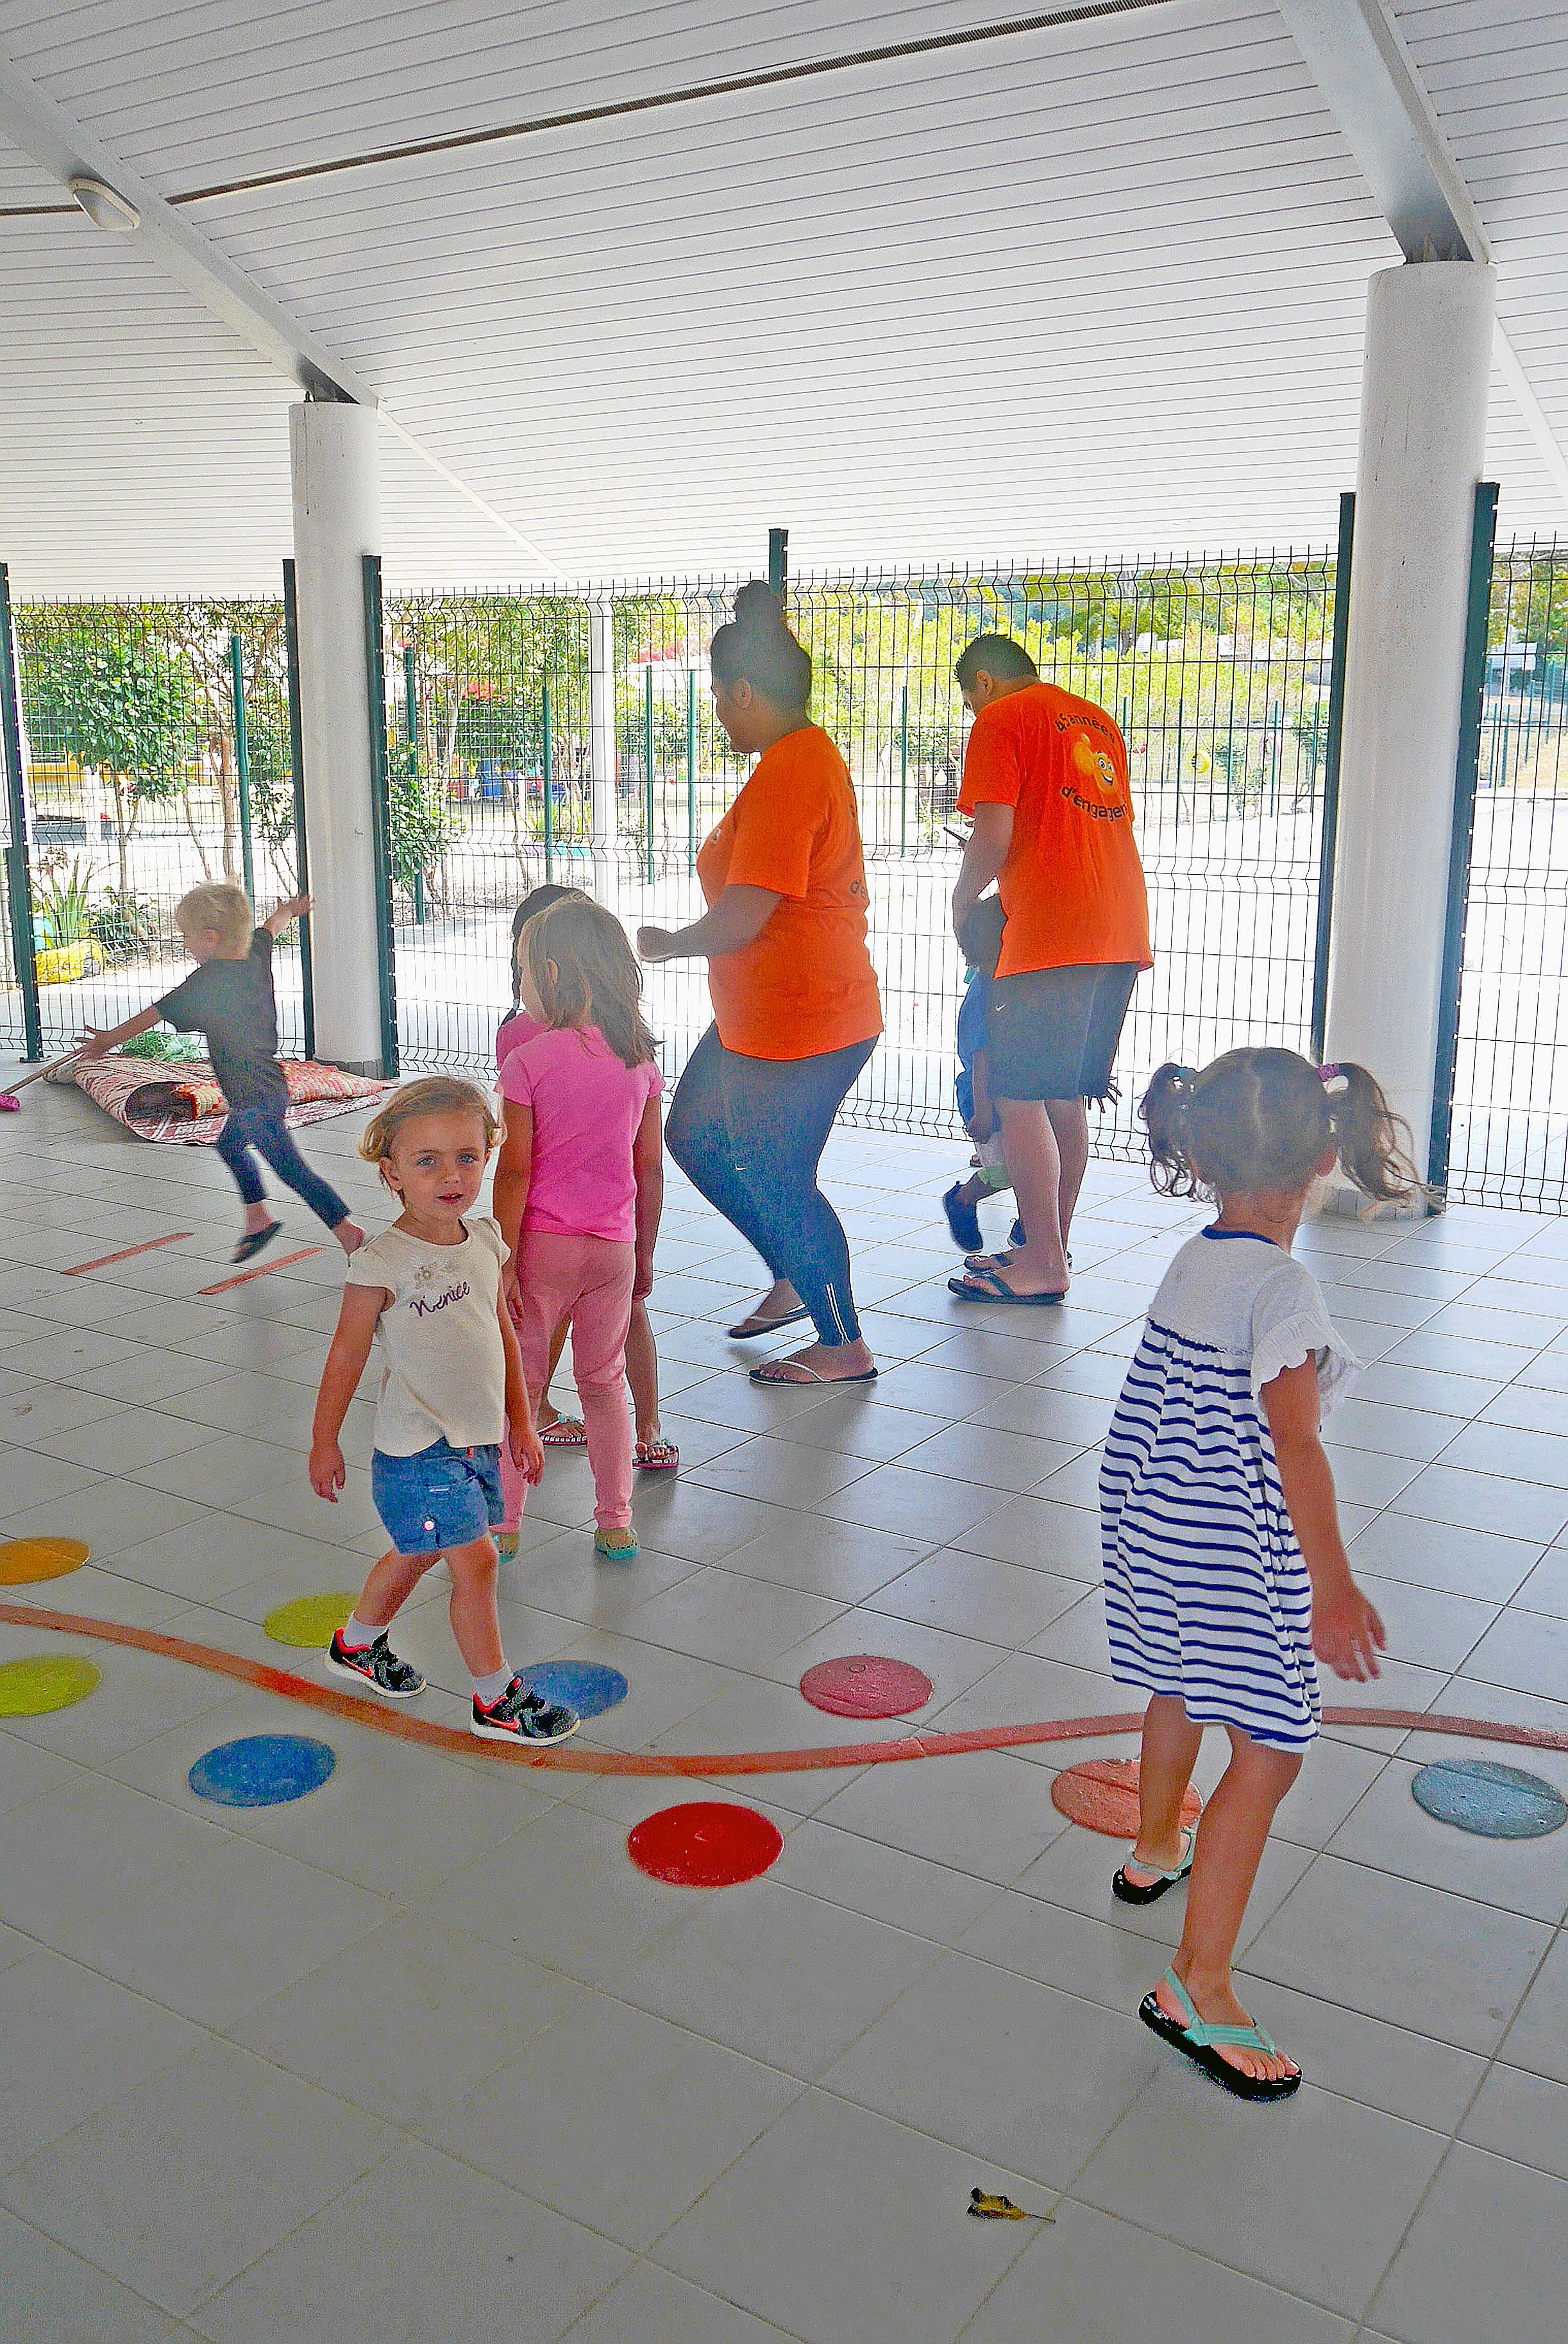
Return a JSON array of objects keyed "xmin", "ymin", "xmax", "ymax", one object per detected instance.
[
  {"xmin": 0, "ymin": 1537, "xmax": 90, "ymax": 1585},
  {"xmin": 1051, "ymin": 1757, "xmax": 1202, "ymax": 1839}
]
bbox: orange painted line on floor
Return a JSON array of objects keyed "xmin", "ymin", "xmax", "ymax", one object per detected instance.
[
  {"xmin": 62, "ymin": 1231, "xmax": 196, "ymax": 1276},
  {"xmin": 4, "ymin": 1599, "xmax": 1566, "ymax": 1776},
  {"xmin": 198, "ymin": 1246, "xmax": 325, "ymax": 1295}
]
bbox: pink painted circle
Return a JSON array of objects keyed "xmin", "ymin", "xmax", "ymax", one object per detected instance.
[
  {"xmin": 627, "ymin": 1801, "xmax": 783, "ymax": 1887},
  {"xmin": 1052, "ymin": 1757, "xmax": 1203, "ymax": 1839},
  {"xmin": 799, "ymin": 1654, "xmax": 934, "ymax": 1719}
]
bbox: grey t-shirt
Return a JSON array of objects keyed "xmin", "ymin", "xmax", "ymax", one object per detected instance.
[{"xmin": 155, "ymin": 928, "xmax": 285, "ymax": 1112}]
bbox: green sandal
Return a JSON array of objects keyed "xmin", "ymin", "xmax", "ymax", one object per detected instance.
[
  {"xmin": 1140, "ymin": 1968, "xmax": 1301, "ymax": 2102},
  {"xmin": 594, "ymin": 1525, "xmax": 640, "ymax": 1562}
]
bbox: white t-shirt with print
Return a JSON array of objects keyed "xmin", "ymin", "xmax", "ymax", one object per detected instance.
[{"xmin": 344, "ymin": 1214, "xmax": 507, "ymax": 1455}]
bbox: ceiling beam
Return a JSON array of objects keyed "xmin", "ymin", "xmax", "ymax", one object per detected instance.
[
  {"xmin": 1277, "ymin": 0, "xmax": 1568, "ymax": 508},
  {"xmin": 0, "ymin": 51, "xmax": 375, "ymax": 405}
]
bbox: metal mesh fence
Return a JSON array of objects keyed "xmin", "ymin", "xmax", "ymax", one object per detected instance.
[
  {"xmin": 9, "ymin": 547, "xmax": 1564, "ymax": 1214},
  {"xmin": 1446, "ymin": 535, "xmax": 1568, "ymax": 1211},
  {"xmin": 384, "ymin": 556, "xmax": 1340, "ymax": 1154},
  {"xmin": 3, "ymin": 596, "xmax": 308, "ymax": 1058}
]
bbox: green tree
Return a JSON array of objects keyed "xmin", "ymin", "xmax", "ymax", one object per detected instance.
[{"xmin": 51, "ymin": 637, "xmax": 194, "ymax": 896}]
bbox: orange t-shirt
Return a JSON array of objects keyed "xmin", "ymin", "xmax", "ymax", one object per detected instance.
[
  {"xmin": 695, "ymin": 726, "xmax": 882, "ymax": 1061},
  {"xmin": 957, "ymin": 681, "xmax": 1153, "ymax": 979}
]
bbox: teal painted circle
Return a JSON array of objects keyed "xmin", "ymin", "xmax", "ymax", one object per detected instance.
[
  {"xmin": 516, "ymin": 1661, "xmax": 628, "ymax": 1719},
  {"xmin": 189, "ymin": 1733, "xmax": 336, "ymax": 1808},
  {"xmin": 1411, "ymin": 1758, "xmax": 1567, "ymax": 1839}
]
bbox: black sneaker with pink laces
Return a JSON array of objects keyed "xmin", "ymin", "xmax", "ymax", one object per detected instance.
[
  {"xmin": 471, "ymin": 1674, "xmax": 580, "ymax": 1745},
  {"xmin": 325, "ymin": 1628, "xmax": 425, "ymax": 1700}
]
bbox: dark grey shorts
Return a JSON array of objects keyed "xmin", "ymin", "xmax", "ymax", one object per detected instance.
[{"xmin": 987, "ymin": 963, "xmax": 1140, "ymax": 1102}]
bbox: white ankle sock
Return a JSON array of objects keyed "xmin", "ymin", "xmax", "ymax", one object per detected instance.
[
  {"xmin": 342, "ymin": 1614, "xmax": 381, "ymax": 1651},
  {"xmin": 473, "ymin": 1665, "xmax": 514, "ymax": 1706}
]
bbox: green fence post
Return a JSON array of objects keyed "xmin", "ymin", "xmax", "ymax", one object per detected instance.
[
  {"xmin": 228, "ymin": 631, "xmax": 255, "ymax": 902},
  {"xmin": 1428, "ymin": 481, "xmax": 1500, "ymax": 1198},
  {"xmin": 643, "ymin": 665, "xmax": 655, "ymax": 886},
  {"xmin": 899, "ymin": 684, "xmax": 909, "ymax": 852},
  {"xmin": 403, "ymin": 645, "xmax": 424, "ymax": 925},
  {"xmin": 360, "ymin": 554, "xmax": 400, "ymax": 1079},
  {"xmin": 768, "ymin": 529, "xmax": 788, "ymax": 597},
  {"xmin": 541, "ymin": 675, "xmax": 554, "ymax": 881},
  {"xmin": 0, "ymin": 565, "xmax": 42, "ymax": 1060},
  {"xmin": 1310, "ymin": 491, "xmax": 1356, "ymax": 1063},
  {"xmin": 281, "ymin": 560, "xmax": 315, "ymax": 1061},
  {"xmin": 686, "ymin": 668, "xmax": 697, "ymax": 876}
]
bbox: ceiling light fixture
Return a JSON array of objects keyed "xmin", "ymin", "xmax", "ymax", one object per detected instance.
[{"xmin": 67, "ymin": 176, "xmax": 140, "ymax": 232}]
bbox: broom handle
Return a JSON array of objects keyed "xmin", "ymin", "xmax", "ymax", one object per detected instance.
[{"xmin": 4, "ymin": 1049, "xmax": 83, "ymax": 1093}]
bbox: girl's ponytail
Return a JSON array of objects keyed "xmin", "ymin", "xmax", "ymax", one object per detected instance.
[
  {"xmin": 1322, "ymin": 1063, "xmax": 1422, "ymax": 1205},
  {"xmin": 1141, "ymin": 1063, "xmax": 1201, "ymax": 1195}
]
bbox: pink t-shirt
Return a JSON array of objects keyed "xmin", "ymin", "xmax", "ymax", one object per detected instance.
[
  {"xmin": 498, "ymin": 1025, "xmax": 663, "ymax": 1243},
  {"xmin": 495, "ymin": 1006, "xmax": 543, "ymax": 1072}
]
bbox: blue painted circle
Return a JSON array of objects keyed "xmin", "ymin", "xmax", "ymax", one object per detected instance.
[
  {"xmin": 189, "ymin": 1733, "xmax": 336, "ymax": 1808},
  {"xmin": 516, "ymin": 1661, "xmax": 628, "ymax": 1720},
  {"xmin": 1411, "ymin": 1758, "xmax": 1567, "ymax": 1840}
]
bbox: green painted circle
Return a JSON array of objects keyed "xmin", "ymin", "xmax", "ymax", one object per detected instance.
[
  {"xmin": 0, "ymin": 1655, "xmax": 100, "ymax": 1716},
  {"xmin": 263, "ymin": 1592, "xmax": 357, "ymax": 1649}
]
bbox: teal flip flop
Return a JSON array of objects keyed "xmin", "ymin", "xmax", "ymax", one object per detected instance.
[
  {"xmin": 1113, "ymin": 1823, "xmax": 1195, "ymax": 1905},
  {"xmin": 1139, "ymin": 1968, "xmax": 1301, "ymax": 2102}
]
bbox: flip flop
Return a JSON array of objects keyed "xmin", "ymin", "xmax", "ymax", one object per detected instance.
[
  {"xmin": 728, "ymin": 1306, "xmax": 814, "ymax": 1340},
  {"xmin": 750, "ymin": 1360, "xmax": 879, "ymax": 1385},
  {"xmin": 539, "ymin": 1417, "xmax": 587, "ymax": 1447},
  {"xmin": 634, "ymin": 1436, "xmax": 680, "ymax": 1471},
  {"xmin": 231, "ymin": 1220, "xmax": 283, "ymax": 1265},
  {"xmin": 1139, "ymin": 1968, "xmax": 1301, "ymax": 2102},
  {"xmin": 1113, "ymin": 1823, "xmax": 1195, "ymax": 1905},
  {"xmin": 947, "ymin": 1266, "xmax": 1065, "ymax": 1305}
]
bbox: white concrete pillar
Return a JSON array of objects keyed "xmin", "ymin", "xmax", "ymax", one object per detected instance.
[
  {"xmin": 1324, "ymin": 260, "xmax": 1494, "ymax": 1179},
  {"xmin": 289, "ymin": 401, "xmax": 384, "ymax": 1073},
  {"xmin": 588, "ymin": 598, "xmax": 617, "ymax": 847}
]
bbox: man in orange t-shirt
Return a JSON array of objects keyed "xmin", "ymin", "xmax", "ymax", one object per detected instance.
[{"xmin": 948, "ymin": 634, "xmax": 1152, "ymax": 1303}]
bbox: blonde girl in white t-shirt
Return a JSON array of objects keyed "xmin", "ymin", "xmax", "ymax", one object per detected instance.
[{"xmin": 309, "ymin": 1077, "xmax": 577, "ymax": 1745}]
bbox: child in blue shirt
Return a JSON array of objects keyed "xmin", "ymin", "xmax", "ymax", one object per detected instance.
[{"xmin": 943, "ymin": 894, "xmax": 1012, "ymax": 1253}]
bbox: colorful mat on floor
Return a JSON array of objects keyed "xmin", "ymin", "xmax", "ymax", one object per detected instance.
[{"xmin": 55, "ymin": 1052, "xmax": 388, "ymax": 1143}]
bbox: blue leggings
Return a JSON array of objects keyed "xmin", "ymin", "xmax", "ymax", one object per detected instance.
[
  {"xmin": 666, "ymin": 1025, "xmax": 876, "ymax": 1347},
  {"xmin": 215, "ymin": 1099, "xmax": 350, "ymax": 1231}
]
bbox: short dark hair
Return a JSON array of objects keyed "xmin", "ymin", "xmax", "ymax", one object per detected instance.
[
  {"xmin": 955, "ymin": 634, "xmax": 1039, "ymax": 690},
  {"xmin": 710, "ymin": 579, "xmax": 812, "ymax": 714}
]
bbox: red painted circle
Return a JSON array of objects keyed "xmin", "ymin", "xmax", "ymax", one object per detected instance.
[
  {"xmin": 799, "ymin": 1654, "xmax": 934, "ymax": 1718},
  {"xmin": 1051, "ymin": 1757, "xmax": 1203, "ymax": 1839},
  {"xmin": 627, "ymin": 1801, "xmax": 784, "ymax": 1887}
]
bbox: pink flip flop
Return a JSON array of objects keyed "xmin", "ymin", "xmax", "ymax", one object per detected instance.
[
  {"xmin": 539, "ymin": 1417, "xmax": 587, "ymax": 1447},
  {"xmin": 634, "ymin": 1437, "xmax": 680, "ymax": 1472}
]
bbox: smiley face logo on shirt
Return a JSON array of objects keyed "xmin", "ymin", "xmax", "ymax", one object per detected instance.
[{"xmin": 1070, "ymin": 734, "xmax": 1120, "ymax": 797}]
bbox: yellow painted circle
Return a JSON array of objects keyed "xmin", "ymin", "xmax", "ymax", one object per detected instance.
[
  {"xmin": 263, "ymin": 1592, "xmax": 356, "ymax": 1649},
  {"xmin": 0, "ymin": 1655, "xmax": 99, "ymax": 1716},
  {"xmin": 0, "ymin": 1537, "xmax": 90, "ymax": 1585}
]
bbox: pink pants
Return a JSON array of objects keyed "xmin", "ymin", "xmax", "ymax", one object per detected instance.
[{"xmin": 501, "ymin": 1227, "xmax": 636, "ymax": 1533}]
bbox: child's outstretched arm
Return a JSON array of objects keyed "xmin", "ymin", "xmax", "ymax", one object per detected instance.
[
  {"xmin": 263, "ymin": 891, "xmax": 312, "ymax": 939},
  {"xmin": 77, "ymin": 1003, "xmax": 161, "ymax": 1061},
  {"xmin": 1262, "ymin": 1359, "xmax": 1385, "ymax": 1682},
  {"xmin": 491, "ymin": 1099, "xmax": 534, "ymax": 1301},
  {"xmin": 310, "ymin": 1282, "xmax": 384, "ymax": 1500},
  {"xmin": 632, "ymin": 1094, "xmax": 664, "ymax": 1300}
]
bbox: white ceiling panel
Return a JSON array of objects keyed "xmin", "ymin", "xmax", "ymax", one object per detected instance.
[
  {"xmin": 0, "ymin": 0, "xmax": 1564, "ymax": 591},
  {"xmin": 0, "ymin": 121, "xmax": 68, "ymax": 206}
]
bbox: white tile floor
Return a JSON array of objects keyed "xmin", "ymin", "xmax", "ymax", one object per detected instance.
[{"xmin": 2, "ymin": 1069, "xmax": 1567, "ymax": 2341}]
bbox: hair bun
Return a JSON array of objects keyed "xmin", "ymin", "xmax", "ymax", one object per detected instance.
[{"xmin": 732, "ymin": 578, "xmax": 786, "ymax": 634}]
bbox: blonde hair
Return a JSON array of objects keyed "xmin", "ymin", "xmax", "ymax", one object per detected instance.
[
  {"xmin": 1141, "ymin": 1048, "xmax": 1421, "ymax": 1206},
  {"xmin": 358, "ymin": 1076, "xmax": 499, "ymax": 1182},
  {"xmin": 525, "ymin": 895, "xmax": 658, "ymax": 1070},
  {"xmin": 175, "ymin": 882, "xmax": 253, "ymax": 954}
]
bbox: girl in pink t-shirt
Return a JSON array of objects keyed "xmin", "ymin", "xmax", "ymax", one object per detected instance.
[
  {"xmin": 494, "ymin": 890, "xmax": 677, "ymax": 1551},
  {"xmin": 493, "ymin": 895, "xmax": 664, "ymax": 1560}
]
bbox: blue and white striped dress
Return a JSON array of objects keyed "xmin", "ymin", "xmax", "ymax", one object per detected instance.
[{"xmin": 1099, "ymin": 1227, "xmax": 1359, "ymax": 1751}]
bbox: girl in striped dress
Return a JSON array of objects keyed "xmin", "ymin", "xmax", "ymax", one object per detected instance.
[{"xmin": 1100, "ymin": 1049, "xmax": 1418, "ymax": 2101}]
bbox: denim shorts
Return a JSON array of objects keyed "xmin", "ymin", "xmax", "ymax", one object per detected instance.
[{"xmin": 370, "ymin": 1438, "xmax": 503, "ymax": 1556}]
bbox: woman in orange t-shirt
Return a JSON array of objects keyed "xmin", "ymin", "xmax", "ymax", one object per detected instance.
[{"xmin": 638, "ymin": 581, "xmax": 882, "ymax": 1385}]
